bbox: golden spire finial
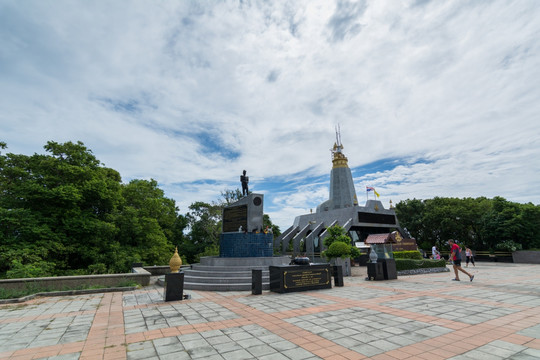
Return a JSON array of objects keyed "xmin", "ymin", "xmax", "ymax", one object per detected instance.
[
  {"xmin": 169, "ymin": 247, "xmax": 182, "ymax": 273},
  {"xmin": 331, "ymin": 124, "xmax": 348, "ymax": 168}
]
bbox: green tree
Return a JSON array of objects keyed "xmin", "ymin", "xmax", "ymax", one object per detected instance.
[
  {"xmin": 181, "ymin": 201, "xmax": 222, "ymax": 264},
  {"xmin": 395, "ymin": 198, "xmax": 426, "ymax": 246},
  {"xmin": 0, "ymin": 141, "xmax": 122, "ymax": 277},
  {"xmin": 110, "ymin": 179, "xmax": 182, "ymax": 270},
  {"xmin": 0, "ymin": 141, "xmax": 186, "ymax": 277},
  {"xmin": 396, "ymin": 196, "xmax": 540, "ymax": 252},
  {"xmin": 220, "ymin": 188, "xmax": 244, "ymax": 206},
  {"xmin": 323, "ymin": 224, "xmax": 352, "ymax": 248},
  {"xmin": 263, "ymin": 214, "xmax": 281, "ymax": 237}
]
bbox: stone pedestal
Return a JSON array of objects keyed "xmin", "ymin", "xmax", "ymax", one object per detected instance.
[
  {"xmin": 379, "ymin": 258, "xmax": 397, "ymax": 280},
  {"xmin": 163, "ymin": 272, "xmax": 184, "ymax": 301},
  {"xmin": 367, "ymin": 262, "xmax": 384, "ymax": 281},
  {"xmin": 331, "ymin": 257, "xmax": 351, "ymax": 276}
]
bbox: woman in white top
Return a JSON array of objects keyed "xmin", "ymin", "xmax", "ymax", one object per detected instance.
[{"xmin": 465, "ymin": 247, "xmax": 475, "ymax": 267}]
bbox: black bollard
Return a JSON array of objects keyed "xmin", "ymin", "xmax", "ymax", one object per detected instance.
[
  {"xmin": 333, "ymin": 265, "xmax": 344, "ymax": 287},
  {"xmin": 252, "ymin": 269, "xmax": 262, "ymax": 295}
]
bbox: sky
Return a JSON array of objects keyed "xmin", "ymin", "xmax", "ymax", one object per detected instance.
[{"xmin": 1, "ymin": 0, "xmax": 539, "ymax": 231}]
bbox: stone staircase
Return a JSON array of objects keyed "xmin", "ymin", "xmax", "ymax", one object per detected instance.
[
  {"xmin": 182, "ymin": 256, "xmax": 290, "ymax": 291},
  {"xmin": 183, "ymin": 265, "xmax": 269, "ymax": 291}
]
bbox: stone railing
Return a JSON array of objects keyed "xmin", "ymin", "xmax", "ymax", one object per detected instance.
[{"xmin": 0, "ymin": 267, "xmax": 151, "ymax": 292}]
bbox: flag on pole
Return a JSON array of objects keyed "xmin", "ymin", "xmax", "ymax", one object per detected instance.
[{"xmin": 366, "ymin": 186, "xmax": 380, "ymax": 198}]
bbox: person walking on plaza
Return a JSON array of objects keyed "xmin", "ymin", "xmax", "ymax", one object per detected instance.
[
  {"xmin": 465, "ymin": 247, "xmax": 475, "ymax": 267},
  {"xmin": 448, "ymin": 239, "xmax": 474, "ymax": 282}
]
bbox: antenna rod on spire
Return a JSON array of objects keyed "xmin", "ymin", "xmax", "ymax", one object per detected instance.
[{"xmin": 335, "ymin": 124, "xmax": 342, "ymax": 147}]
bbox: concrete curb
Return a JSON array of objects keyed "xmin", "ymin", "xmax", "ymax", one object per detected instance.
[
  {"xmin": 0, "ymin": 286, "xmax": 137, "ymax": 305},
  {"xmin": 397, "ymin": 267, "xmax": 450, "ymax": 276}
]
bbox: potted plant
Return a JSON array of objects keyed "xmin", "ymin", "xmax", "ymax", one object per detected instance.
[
  {"xmin": 322, "ymin": 241, "xmax": 352, "ymax": 276},
  {"xmin": 321, "ymin": 225, "xmax": 356, "ymax": 276}
]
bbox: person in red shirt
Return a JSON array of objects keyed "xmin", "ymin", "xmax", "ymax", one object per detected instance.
[{"xmin": 448, "ymin": 239, "xmax": 474, "ymax": 282}]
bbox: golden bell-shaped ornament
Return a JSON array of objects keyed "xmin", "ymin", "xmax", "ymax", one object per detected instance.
[{"xmin": 169, "ymin": 247, "xmax": 183, "ymax": 273}]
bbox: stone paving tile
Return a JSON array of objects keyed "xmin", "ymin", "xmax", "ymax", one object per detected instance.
[
  {"xmin": 518, "ymin": 324, "xmax": 540, "ymax": 338},
  {"xmin": 448, "ymin": 288, "xmax": 540, "ymax": 307},
  {"xmin": 123, "ymin": 301, "xmax": 239, "ymax": 334},
  {"xmin": 235, "ymin": 293, "xmax": 335, "ymax": 313},
  {"xmin": 284, "ymin": 307, "xmax": 452, "ymax": 357},
  {"xmin": 381, "ymin": 296, "xmax": 518, "ymax": 324},
  {"xmin": 359, "ymin": 278, "xmax": 451, "ymax": 291},
  {"xmin": 36, "ymin": 353, "xmax": 81, "ymax": 360},
  {"xmin": 123, "ymin": 286, "xmax": 205, "ymax": 307},
  {"xmin": 0, "ymin": 296, "xmax": 100, "ymax": 320},
  {"xmin": 448, "ymin": 340, "xmax": 540, "ymax": 360},
  {"xmin": 316, "ymin": 285, "xmax": 400, "ymax": 300},
  {"xmin": 126, "ymin": 324, "xmax": 322, "ymax": 360},
  {"xmin": 0, "ymin": 314, "xmax": 93, "ymax": 351}
]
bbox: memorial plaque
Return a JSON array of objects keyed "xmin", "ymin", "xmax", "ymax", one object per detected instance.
[
  {"xmin": 284, "ymin": 268, "xmax": 330, "ymax": 289},
  {"xmin": 222, "ymin": 205, "xmax": 247, "ymax": 233},
  {"xmin": 270, "ymin": 264, "xmax": 332, "ymax": 293}
]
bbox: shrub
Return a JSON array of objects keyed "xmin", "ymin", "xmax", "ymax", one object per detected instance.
[
  {"xmin": 395, "ymin": 259, "xmax": 447, "ymax": 271},
  {"xmin": 393, "ymin": 250, "xmax": 423, "ymax": 260},
  {"xmin": 323, "ymin": 241, "xmax": 351, "ymax": 260},
  {"xmin": 496, "ymin": 240, "xmax": 523, "ymax": 252},
  {"xmin": 350, "ymin": 246, "xmax": 361, "ymax": 259},
  {"xmin": 323, "ymin": 225, "xmax": 352, "ymax": 248},
  {"xmin": 6, "ymin": 260, "xmax": 56, "ymax": 279}
]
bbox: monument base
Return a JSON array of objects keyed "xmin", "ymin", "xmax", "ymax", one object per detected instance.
[
  {"xmin": 178, "ymin": 256, "xmax": 291, "ymax": 291},
  {"xmin": 219, "ymin": 232, "xmax": 273, "ymax": 257}
]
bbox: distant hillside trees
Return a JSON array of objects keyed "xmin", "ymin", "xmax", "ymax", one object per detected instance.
[{"xmin": 395, "ymin": 196, "xmax": 540, "ymax": 252}]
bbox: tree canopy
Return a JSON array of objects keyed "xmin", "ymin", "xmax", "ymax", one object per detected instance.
[
  {"xmin": 395, "ymin": 196, "xmax": 540, "ymax": 251},
  {"xmin": 0, "ymin": 141, "xmax": 185, "ymax": 277}
]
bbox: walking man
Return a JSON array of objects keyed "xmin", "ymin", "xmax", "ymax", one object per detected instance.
[{"xmin": 448, "ymin": 239, "xmax": 474, "ymax": 282}]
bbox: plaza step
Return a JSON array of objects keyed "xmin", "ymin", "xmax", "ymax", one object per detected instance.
[{"xmin": 178, "ymin": 255, "xmax": 290, "ymax": 291}]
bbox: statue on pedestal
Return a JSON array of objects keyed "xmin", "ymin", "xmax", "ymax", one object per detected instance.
[{"xmin": 240, "ymin": 170, "xmax": 249, "ymax": 196}]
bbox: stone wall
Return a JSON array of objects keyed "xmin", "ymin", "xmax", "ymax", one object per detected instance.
[
  {"xmin": 0, "ymin": 267, "xmax": 151, "ymax": 291},
  {"xmin": 512, "ymin": 251, "xmax": 540, "ymax": 264}
]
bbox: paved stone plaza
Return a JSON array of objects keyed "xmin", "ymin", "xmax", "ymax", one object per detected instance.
[{"xmin": 1, "ymin": 262, "xmax": 540, "ymax": 359}]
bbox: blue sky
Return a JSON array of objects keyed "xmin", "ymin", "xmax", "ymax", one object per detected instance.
[{"xmin": 1, "ymin": 1, "xmax": 539, "ymax": 230}]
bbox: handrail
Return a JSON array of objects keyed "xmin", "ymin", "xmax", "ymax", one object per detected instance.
[{"xmin": 440, "ymin": 251, "xmax": 512, "ymax": 257}]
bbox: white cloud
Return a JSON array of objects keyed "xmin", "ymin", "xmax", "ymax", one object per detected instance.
[{"xmin": 1, "ymin": 0, "xmax": 539, "ymax": 230}]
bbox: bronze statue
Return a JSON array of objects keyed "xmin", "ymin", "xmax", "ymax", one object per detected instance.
[{"xmin": 240, "ymin": 170, "xmax": 249, "ymax": 196}]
